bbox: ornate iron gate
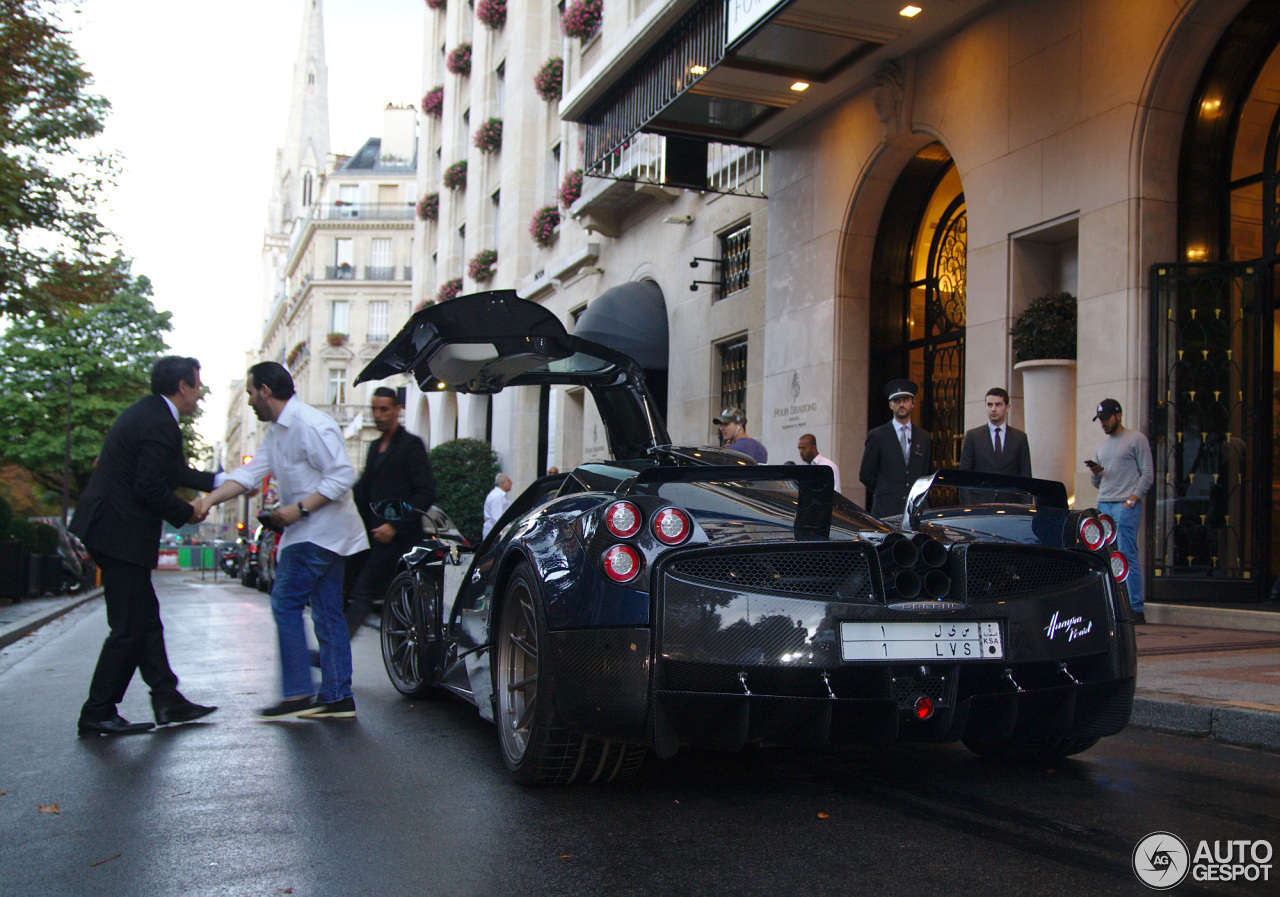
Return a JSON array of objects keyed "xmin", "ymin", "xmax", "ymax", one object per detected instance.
[
  {"xmin": 922, "ymin": 197, "xmax": 967, "ymax": 471},
  {"xmin": 1149, "ymin": 262, "xmax": 1269, "ymax": 600}
]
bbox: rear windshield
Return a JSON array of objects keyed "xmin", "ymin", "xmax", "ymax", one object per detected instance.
[{"xmin": 655, "ymin": 478, "xmax": 887, "ymax": 542}]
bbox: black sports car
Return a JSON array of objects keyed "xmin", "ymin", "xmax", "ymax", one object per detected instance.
[{"xmin": 357, "ymin": 292, "xmax": 1136, "ymax": 784}]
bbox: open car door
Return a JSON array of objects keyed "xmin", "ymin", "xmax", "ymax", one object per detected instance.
[{"xmin": 355, "ymin": 290, "xmax": 671, "ymax": 460}]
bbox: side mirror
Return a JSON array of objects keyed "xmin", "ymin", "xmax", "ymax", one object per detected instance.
[{"xmin": 370, "ymin": 499, "xmax": 420, "ymax": 521}]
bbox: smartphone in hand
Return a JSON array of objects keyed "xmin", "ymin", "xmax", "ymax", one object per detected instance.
[{"xmin": 1084, "ymin": 460, "xmax": 1100, "ymax": 471}]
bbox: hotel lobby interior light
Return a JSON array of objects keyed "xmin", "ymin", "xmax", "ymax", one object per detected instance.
[
  {"xmin": 901, "ymin": 5, "xmax": 922, "ymax": 16},
  {"xmin": 691, "ymin": 65, "xmax": 707, "ymax": 76},
  {"xmin": 791, "ymin": 81, "xmax": 809, "ymax": 92}
]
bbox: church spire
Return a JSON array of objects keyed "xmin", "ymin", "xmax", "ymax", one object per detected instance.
[{"xmin": 268, "ymin": 0, "xmax": 330, "ymax": 235}]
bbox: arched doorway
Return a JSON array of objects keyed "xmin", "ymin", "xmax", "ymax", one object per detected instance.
[
  {"xmin": 867, "ymin": 143, "xmax": 967, "ymax": 470},
  {"xmin": 1153, "ymin": 0, "xmax": 1280, "ymax": 602}
]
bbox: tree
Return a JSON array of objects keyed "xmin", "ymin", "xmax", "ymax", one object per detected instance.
[
  {"xmin": 428, "ymin": 438, "xmax": 499, "ymax": 543},
  {"xmin": 0, "ymin": 260, "xmax": 207, "ymax": 501},
  {"xmin": 0, "ymin": 0, "xmax": 118, "ymax": 319}
]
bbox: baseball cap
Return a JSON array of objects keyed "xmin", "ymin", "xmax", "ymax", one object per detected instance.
[
  {"xmin": 1093, "ymin": 398, "xmax": 1122, "ymax": 420},
  {"xmin": 714, "ymin": 407, "xmax": 746, "ymax": 424}
]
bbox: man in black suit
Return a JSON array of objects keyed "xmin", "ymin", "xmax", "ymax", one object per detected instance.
[
  {"xmin": 71, "ymin": 356, "xmax": 219, "ymax": 736},
  {"xmin": 345, "ymin": 387, "xmax": 436, "ymax": 636},
  {"xmin": 959, "ymin": 387, "xmax": 1033, "ymax": 477},
  {"xmin": 858, "ymin": 379, "xmax": 932, "ymax": 518}
]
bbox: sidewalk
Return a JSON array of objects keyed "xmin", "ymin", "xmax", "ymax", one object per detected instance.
[{"xmin": 2, "ymin": 583, "xmax": 1277, "ymax": 752}]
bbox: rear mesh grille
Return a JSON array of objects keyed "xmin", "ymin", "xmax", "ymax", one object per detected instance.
[
  {"xmin": 965, "ymin": 548, "xmax": 1095, "ymax": 599},
  {"xmin": 667, "ymin": 550, "xmax": 874, "ymax": 600}
]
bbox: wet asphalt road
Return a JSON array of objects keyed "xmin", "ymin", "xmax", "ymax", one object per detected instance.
[{"xmin": 0, "ymin": 575, "xmax": 1276, "ymax": 897}]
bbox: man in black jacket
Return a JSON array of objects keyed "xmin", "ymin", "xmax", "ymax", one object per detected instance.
[
  {"xmin": 858, "ymin": 379, "xmax": 932, "ymax": 518},
  {"xmin": 71, "ymin": 356, "xmax": 220, "ymax": 736},
  {"xmin": 958, "ymin": 387, "xmax": 1033, "ymax": 477},
  {"xmin": 345, "ymin": 387, "xmax": 436, "ymax": 636}
]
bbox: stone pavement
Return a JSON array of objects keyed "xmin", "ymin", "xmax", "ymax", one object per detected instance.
[{"xmin": 2, "ymin": 575, "xmax": 1278, "ymax": 752}]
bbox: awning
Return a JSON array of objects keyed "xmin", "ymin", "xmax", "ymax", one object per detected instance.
[{"xmin": 572, "ymin": 281, "xmax": 668, "ymax": 370}]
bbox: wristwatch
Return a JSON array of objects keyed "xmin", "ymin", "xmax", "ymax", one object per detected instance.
[
  {"xmin": 297, "ymin": 502, "xmax": 310, "ymax": 518},
  {"xmin": 1122, "ymin": 499, "xmax": 1135, "ymax": 508}
]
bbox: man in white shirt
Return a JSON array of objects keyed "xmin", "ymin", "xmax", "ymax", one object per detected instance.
[
  {"xmin": 482, "ymin": 473, "xmax": 512, "ymax": 538},
  {"xmin": 198, "ymin": 362, "xmax": 369, "ymax": 720},
  {"xmin": 797, "ymin": 433, "xmax": 841, "ymax": 493}
]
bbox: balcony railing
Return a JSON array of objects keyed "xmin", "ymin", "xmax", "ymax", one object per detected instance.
[
  {"xmin": 365, "ymin": 266, "xmax": 396, "ymax": 280},
  {"xmin": 322, "ymin": 264, "xmax": 411, "ymax": 281},
  {"xmin": 325, "ymin": 265, "xmax": 356, "ymax": 280},
  {"xmin": 317, "ymin": 202, "xmax": 415, "ymax": 220}
]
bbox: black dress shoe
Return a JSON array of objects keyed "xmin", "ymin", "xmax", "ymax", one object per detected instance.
[
  {"xmin": 78, "ymin": 716, "xmax": 155, "ymax": 737},
  {"xmin": 154, "ymin": 701, "xmax": 218, "ymax": 725}
]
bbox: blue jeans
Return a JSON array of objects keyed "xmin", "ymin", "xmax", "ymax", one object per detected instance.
[
  {"xmin": 271, "ymin": 542, "xmax": 352, "ymax": 703},
  {"xmin": 1099, "ymin": 502, "xmax": 1142, "ymax": 613}
]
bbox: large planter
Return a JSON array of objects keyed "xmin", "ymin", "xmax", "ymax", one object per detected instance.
[
  {"xmin": 0, "ymin": 540, "xmax": 26, "ymax": 600},
  {"xmin": 1015, "ymin": 359, "xmax": 1077, "ymax": 497}
]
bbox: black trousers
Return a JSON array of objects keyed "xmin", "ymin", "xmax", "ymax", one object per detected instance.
[
  {"xmin": 80, "ymin": 550, "xmax": 180, "ymax": 722},
  {"xmin": 343, "ymin": 539, "xmax": 413, "ymax": 637}
]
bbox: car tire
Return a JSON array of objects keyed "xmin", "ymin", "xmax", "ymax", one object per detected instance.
[
  {"xmin": 241, "ymin": 569, "xmax": 257, "ymax": 589},
  {"xmin": 380, "ymin": 570, "xmax": 441, "ymax": 698},
  {"xmin": 494, "ymin": 563, "xmax": 646, "ymax": 785},
  {"xmin": 962, "ymin": 734, "xmax": 1100, "ymax": 762}
]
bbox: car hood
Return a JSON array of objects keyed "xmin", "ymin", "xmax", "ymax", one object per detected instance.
[{"xmin": 356, "ymin": 291, "xmax": 670, "ymax": 460}]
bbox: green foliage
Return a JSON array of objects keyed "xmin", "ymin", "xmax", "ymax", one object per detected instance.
[
  {"xmin": 28, "ymin": 520, "xmax": 58, "ymax": 555},
  {"xmin": 428, "ymin": 438, "xmax": 499, "ymax": 543},
  {"xmin": 0, "ymin": 0, "xmax": 119, "ymax": 318},
  {"xmin": 0, "ymin": 259, "xmax": 206, "ymax": 501},
  {"xmin": 1010, "ymin": 291, "xmax": 1077, "ymax": 363},
  {"xmin": 0, "ymin": 494, "xmax": 11, "ymax": 539}
]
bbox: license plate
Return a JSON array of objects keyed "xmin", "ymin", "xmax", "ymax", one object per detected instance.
[{"xmin": 840, "ymin": 621, "xmax": 1004, "ymax": 661}]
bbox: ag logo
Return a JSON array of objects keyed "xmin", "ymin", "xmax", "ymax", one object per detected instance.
[{"xmin": 1133, "ymin": 831, "xmax": 1190, "ymax": 889}]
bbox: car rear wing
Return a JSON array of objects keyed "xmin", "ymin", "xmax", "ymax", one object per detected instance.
[{"xmin": 904, "ymin": 469, "xmax": 1070, "ymax": 530}]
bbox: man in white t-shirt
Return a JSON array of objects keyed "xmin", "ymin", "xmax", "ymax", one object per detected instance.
[{"xmin": 797, "ymin": 433, "xmax": 841, "ymax": 493}]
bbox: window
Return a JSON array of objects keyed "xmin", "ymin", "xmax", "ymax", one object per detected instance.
[
  {"xmin": 546, "ymin": 142, "xmax": 561, "ymax": 203},
  {"xmin": 327, "ymin": 368, "xmax": 347, "ymax": 405},
  {"xmin": 718, "ymin": 338, "xmax": 748, "ymax": 413},
  {"xmin": 302, "ymin": 171, "xmax": 313, "ymax": 207},
  {"xmin": 368, "ymin": 301, "xmax": 389, "ymax": 342},
  {"xmin": 719, "ymin": 223, "xmax": 751, "ymax": 298},
  {"xmin": 458, "ymin": 224, "xmax": 466, "ymax": 266},
  {"xmin": 338, "ymin": 184, "xmax": 358, "ymax": 207},
  {"xmin": 329, "ymin": 300, "xmax": 349, "ymax": 335},
  {"xmin": 491, "ymin": 190, "xmax": 500, "ymax": 243},
  {"xmin": 370, "ymin": 238, "xmax": 393, "ymax": 279},
  {"xmin": 495, "ymin": 61, "xmax": 505, "ymax": 116},
  {"xmin": 332, "ymin": 238, "xmax": 353, "ymax": 279}
]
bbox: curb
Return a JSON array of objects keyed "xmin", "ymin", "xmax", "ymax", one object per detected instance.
[
  {"xmin": 1129, "ymin": 694, "xmax": 1280, "ymax": 753},
  {"xmin": 0, "ymin": 588, "xmax": 104, "ymax": 650}
]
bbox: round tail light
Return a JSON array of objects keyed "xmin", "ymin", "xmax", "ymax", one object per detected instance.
[
  {"xmin": 602, "ymin": 544, "xmax": 642, "ymax": 583},
  {"xmin": 604, "ymin": 501, "xmax": 642, "ymax": 539},
  {"xmin": 1097, "ymin": 513, "xmax": 1117, "ymax": 546},
  {"xmin": 913, "ymin": 696, "xmax": 934, "ymax": 720},
  {"xmin": 652, "ymin": 507, "xmax": 692, "ymax": 545},
  {"xmin": 1109, "ymin": 550, "xmax": 1129, "ymax": 582},
  {"xmin": 1079, "ymin": 516, "xmax": 1105, "ymax": 551}
]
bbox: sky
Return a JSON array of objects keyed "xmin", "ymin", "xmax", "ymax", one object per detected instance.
[{"xmin": 66, "ymin": 0, "xmax": 423, "ymax": 456}]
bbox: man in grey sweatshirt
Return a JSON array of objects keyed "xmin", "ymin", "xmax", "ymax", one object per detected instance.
[{"xmin": 1086, "ymin": 398, "xmax": 1154, "ymax": 622}]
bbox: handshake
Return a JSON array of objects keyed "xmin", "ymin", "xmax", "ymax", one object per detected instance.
[{"xmin": 189, "ymin": 495, "xmax": 211, "ymax": 524}]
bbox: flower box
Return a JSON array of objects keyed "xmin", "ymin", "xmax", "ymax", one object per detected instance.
[
  {"xmin": 467, "ymin": 249, "xmax": 498, "ymax": 282},
  {"xmin": 421, "ymin": 85, "xmax": 444, "ymax": 118},
  {"xmin": 446, "ymin": 43, "xmax": 472, "ymax": 77},
  {"xmin": 529, "ymin": 206, "xmax": 560, "ymax": 248},
  {"xmin": 476, "ymin": 0, "xmax": 506, "ymax": 30},
  {"xmin": 558, "ymin": 168, "xmax": 583, "ymax": 208},
  {"xmin": 416, "ymin": 192, "xmax": 439, "ymax": 222},
  {"xmin": 534, "ymin": 57, "xmax": 563, "ymax": 103},
  {"xmin": 437, "ymin": 278, "xmax": 463, "ymax": 303},
  {"xmin": 473, "ymin": 117, "xmax": 503, "ymax": 154},
  {"xmin": 562, "ymin": 0, "xmax": 601, "ymax": 41},
  {"xmin": 443, "ymin": 160, "xmax": 468, "ymax": 191}
]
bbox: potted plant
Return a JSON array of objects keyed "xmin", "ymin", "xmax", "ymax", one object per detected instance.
[
  {"xmin": 421, "ymin": 85, "xmax": 444, "ymax": 118},
  {"xmin": 562, "ymin": 0, "xmax": 601, "ymax": 41},
  {"xmin": 476, "ymin": 0, "xmax": 506, "ymax": 30},
  {"xmin": 443, "ymin": 160, "xmax": 467, "ymax": 191},
  {"xmin": 1010, "ymin": 291, "xmax": 1077, "ymax": 491},
  {"xmin": 534, "ymin": 57, "xmax": 563, "ymax": 103},
  {"xmin": 558, "ymin": 168, "xmax": 583, "ymax": 208},
  {"xmin": 446, "ymin": 43, "xmax": 472, "ymax": 77},
  {"xmin": 473, "ymin": 118, "xmax": 503, "ymax": 154},
  {"xmin": 416, "ymin": 192, "xmax": 439, "ymax": 222},
  {"xmin": 529, "ymin": 206, "xmax": 560, "ymax": 248},
  {"xmin": 327, "ymin": 332, "xmax": 347, "ymax": 347},
  {"xmin": 437, "ymin": 278, "xmax": 463, "ymax": 303},
  {"xmin": 468, "ymin": 249, "xmax": 498, "ymax": 282},
  {"xmin": 425, "ymin": 0, "xmax": 445, "ymax": 10}
]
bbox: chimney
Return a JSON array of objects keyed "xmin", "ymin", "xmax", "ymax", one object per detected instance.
[{"xmin": 381, "ymin": 105, "xmax": 417, "ymax": 164}]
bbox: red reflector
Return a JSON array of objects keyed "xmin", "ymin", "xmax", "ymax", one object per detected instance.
[
  {"xmin": 604, "ymin": 501, "xmax": 642, "ymax": 539},
  {"xmin": 602, "ymin": 544, "xmax": 642, "ymax": 583},
  {"xmin": 913, "ymin": 696, "xmax": 934, "ymax": 720},
  {"xmin": 1109, "ymin": 550, "xmax": 1129, "ymax": 582},
  {"xmin": 652, "ymin": 507, "xmax": 691, "ymax": 545}
]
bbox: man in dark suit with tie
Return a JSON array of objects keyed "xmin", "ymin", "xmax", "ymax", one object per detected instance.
[
  {"xmin": 345, "ymin": 387, "xmax": 436, "ymax": 637},
  {"xmin": 958, "ymin": 387, "xmax": 1033, "ymax": 477},
  {"xmin": 859, "ymin": 379, "xmax": 932, "ymax": 518},
  {"xmin": 70, "ymin": 356, "xmax": 220, "ymax": 736}
]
